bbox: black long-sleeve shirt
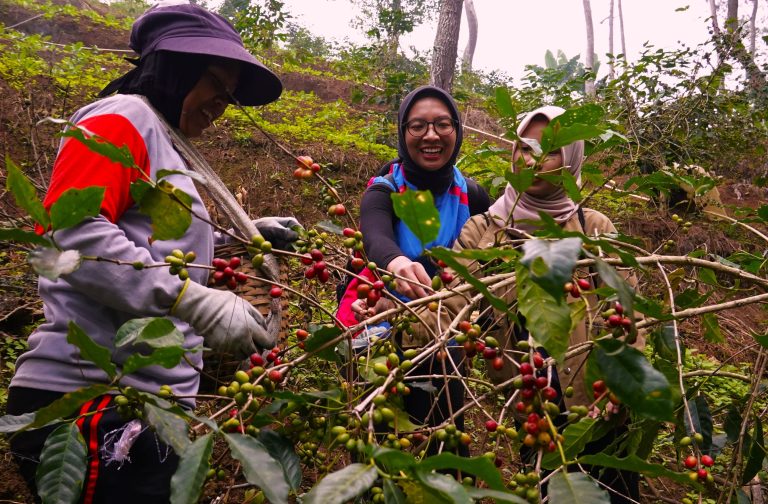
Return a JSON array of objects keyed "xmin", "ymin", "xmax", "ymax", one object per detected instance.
[{"xmin": 360, "ymin": 178, "xmax": 491, "ymax": 273}]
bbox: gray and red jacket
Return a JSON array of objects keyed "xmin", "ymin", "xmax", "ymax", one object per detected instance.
[{"xmin": 12, "ymin": 94, "xmax": 213, "ymax": 406}]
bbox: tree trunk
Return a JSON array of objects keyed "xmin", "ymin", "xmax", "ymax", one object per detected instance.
[
  {"xmin": 709, "ymin": 0, "xmax": 721, "ymax": 35},
  {"xmin": 461, "ymin": 0, "xmax": 478, "ymax": 72},
  {"xmin": 618, "ymin": 0, "xmax": 626, "ymax": 57},
  {"xmin": 582, "ymin": 0, "xmax": 595, "ymax": 97},
  {"xmin": 386, "ymin": 0, "xmax": 402, "ymax": 64},
  {"xmin": 749, "ymin": 0, "xmax": 758, "ymax": 55},
  {"xmin": 430, "ymin": 0, "xmax": 463, "ymax": 92},
  {"xmin": 608, "ymin": 0, "xmax": 615, "ymax": 79}
]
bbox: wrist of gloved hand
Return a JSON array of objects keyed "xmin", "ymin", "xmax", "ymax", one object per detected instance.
[
  {"xmin": 171, "ymin": 279, "xmax": 276, "ymax": 358},
  {"xmin": 252, "ymin": 216, "xmax": 302, "ymax": 250}
]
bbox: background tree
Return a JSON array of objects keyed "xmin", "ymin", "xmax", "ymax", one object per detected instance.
[
  {"xmin": 460, "ymin": 0, "xmax": 477, "ymax": 72},
  {"xmin": 429, "ymin": 0, "xmax": 463, "ymax": 92},
  {"xmin": 582, "ymin": 0, "xmax": 595, "ymax": 97},
  {"xmin": 353, "ymin": 0, "xmax": 437, "ymax": 63}
]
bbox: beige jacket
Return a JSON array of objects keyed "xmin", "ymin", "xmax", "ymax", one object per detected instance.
[{"xmin": 405, "ymin": 208, "xmax": 643, "ymax": 407}]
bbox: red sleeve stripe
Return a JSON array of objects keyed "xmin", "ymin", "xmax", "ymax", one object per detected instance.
[
  {"xmin": 77, "ymin": 395, "xmax": 112, "ymax": 504},
  {"xmin": 40, "ymin": 114, "xmax": 150, "ymax": 229}
]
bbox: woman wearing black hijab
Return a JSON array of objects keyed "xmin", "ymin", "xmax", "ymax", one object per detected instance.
[{"xmin": 342, "ymin": 85, "xmax": 490, "ymax": 455}]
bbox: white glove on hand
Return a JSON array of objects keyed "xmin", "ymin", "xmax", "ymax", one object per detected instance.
[
  {"xmin": 253, "ymin": 217, "xmax": 302, "ymax": 249},
  {"xmin": 172, "ymin": 281, "xmax": 275, "ymax": 357}
]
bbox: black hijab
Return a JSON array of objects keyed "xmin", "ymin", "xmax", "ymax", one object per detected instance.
[
  {"xmin": 98, "ymin": 51, "xmax": 213, "ymax": 128},
  {"xmin": 389, "ymin": 85, "xmax": 463, "ymax": 194}
]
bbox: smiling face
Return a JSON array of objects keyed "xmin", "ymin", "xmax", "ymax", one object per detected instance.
[
  {"xmin": 513, "ymin": 117, "xmax": 564, "ymax": 198},
  {"xmin": 179, "ymin": 59, "xmax": 241, "ymax": 138},
  {"xmin": 403, "ymin": 97, "xmax": 457, "ymax": 172}
]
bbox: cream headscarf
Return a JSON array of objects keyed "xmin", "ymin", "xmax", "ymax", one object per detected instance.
[{"xmin": 488, "ymin": 105, "xmax": 585, "ymax": 233}]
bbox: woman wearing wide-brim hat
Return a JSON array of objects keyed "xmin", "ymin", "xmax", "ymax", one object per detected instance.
[{"xmin": 7, "ymin": 3, "xmax": 296, "ymax": 502}]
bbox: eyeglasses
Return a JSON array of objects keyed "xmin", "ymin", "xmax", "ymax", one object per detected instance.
[{"xmin": 404, "ymin": 117, "xmax": 457, "ymax": 137}]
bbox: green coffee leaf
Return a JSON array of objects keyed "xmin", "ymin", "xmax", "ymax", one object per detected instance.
[
  {"xmin": 144, "ymin": 403, "xmax": 190, "ymax": 454},
  {"xmin": 170, "ymin": 434, "xmax": 213, "ymax": 504},
  {"xmin": 520, "ymin": 237, "xmax": 582, "ymax": 299},
  {"xmin": 6, "ymin": 156, "xmax": 50, "ymax": 229},
  {"xmin": 579, "ymin": 453, "xmax": 700, "ymax": 487},
  {"xmin": 547, "ymin": 471, "xmax": 609, "ymax": 504},
  {"xmin": 115, "ymin": 317, "xmax": 184, "ymax": 349},
  {"xmin": 59, "ymin": 126, "xmax": 136, "ymax": 168},
  {"xmin": 372, "ymin": 446, "xmax": 416, "ymax": 472},
  {"xmin": 303, "ymin": 463, "xmax": 378, "ymax": 504},
  {"xmin": 418, "ymin": 453, "xmax": 506, "ymax": 491},
  {"xmin": 0, "ymin": 228, "xmax": 52, "ymax": 246},
  {"xmin": 0, "ymin": 412, "xmax": 36, "ymax": 433},
  {"xmin": 257, "ymin": 430, "xmax": 302, "ymax": 491},
  {"xmin": 495, "ymin": 86, "xmax": 516, "ymax": 118},
  {"xmin": 225, "ymin": 433, "xmax": 291, "ymax": 504},
  {"xmin": 49, "ymin": 187, "xmax": 105, "ymax": 230},
  {"xmin": 36, "ymin": 423, "xmax": 87, "ymax": 504},
  {"xmin": 130, "ymin": 179, "xmax": 192, "ymax": 241},
  {"xmin": 503, "ymin": 166, "xmax": 535, "ymax": 197},
  {"xmin": 517, "ymin": 264, "xmax": 572, "ymax": 363},
  {"xmin": 742, "ymin": 417, "xmax": 766, "ymax": 485},
  {"xmin": 121, "ymin": 346, "xmax": 191, "ymax": 376},
  {"xmin": 391, "ymin": 190, "xmax": 440, "ymax": 248},
  {"xmin": 542, "ymin": 418, "xmax": 611, "ymax": 469},
  {"xmin": 701, "ymin": 312, "xmax": 724, "ymax": 343},
  {"xmin": 66, "ymin": 321, "xmax": 116, "ymax": 379},
  {"xmin": 31, "ymin": 384, "xmax": 113, "ymax": 429},
  {"xmin": 383, "ymin": 479, "xmax": 408, "ymax": 504},
  {"xmin": 304, "ymin": 325, "xmax": 342, "ymax": 362},
  {"xmin": 592, "ymin": 339, "xmax": 673, "ymax": 421},
  {"xmin": 465, "ymin": 487, "xmax": 527, "ymax": 503},
  {"xmin": 540, "ymin": 104, "xmax": 607, "ymax": 153},
  {"xmin": 414, "ymin": 469, "xmax": 471, "ymax": 504}
]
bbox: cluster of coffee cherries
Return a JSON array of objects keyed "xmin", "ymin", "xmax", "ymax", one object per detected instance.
[
  {"xmin": 672, "ymin": 213, "xmax": 693, "ymax": 233},
  {"xmin": 294, "ymin": 328, "xmax": 309, "ymax": 350},
  {"xmin": 359, "ymin": 340, "xmax": 416, "ymax": 393},
  {"xmin": 681, "ymin": 433, "xmax": 715, "ymax": 484},
  {"xmin": 216, "ymin": 350, "xmax": 285, "ymax": 429},
  {"xmin": 294, "ymin": 228, "xmax": 327, "ymax": 254},
  {"xmin": 292, "ymin": 155, "xmax": 321, "ymax": 179},
  {"xmin": 484, "ymin": 419, "xmax": 519, "ymax": 447},
  {"xmin": 113, "ymin": 388, "xmax": 143, "ymax": 420},
  {"xmin": 248, "ymin": 234, "xmax": 274, "ymax": 269},
  {"xmin": 300, "ymin": 248, "xmax": 331, "ymax": 283},
  {"xmin": 508, "ymin": 472, "xmax": 541, "ymax": 503},
  {"xmin": 210, "ymin": 256, "xmax": 247, "ymax": 290},
  {"xmin": 341, "ymin": 227, "xmax": 364, "ymax": 252},
  {"xmin": 430, "ymin": 259, "xmax": 453, "ymax": 290},
  {"xmin": 588, "ymin": 379, "xmax": 622, "ymax": 419},
  {"xmin": 563, "ymin": 277, "xmax": 591, "ymax": 298},
  {"xmin": 601, "ymin": 300, "xmax": 632, "ymax": 336},
  {"xmin": 316, "ymin": 181, "xmax": 347, "ymax": 218},
  {"xmin": 455, "ymin": 321, "xmax": 505, "ymax": 371},
  {"xmin": 356, "ymin": 277, "xmax": 388, "ymax": 308},
  {"xmin": 164, "ymin": 249, "xmax": 196, "ymax": 281},
  {"xmin": 431, "ymin": 423, "xmax": 472, "ymax": 452}
]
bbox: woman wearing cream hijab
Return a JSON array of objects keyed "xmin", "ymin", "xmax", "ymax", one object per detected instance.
[{"xmin": 409, "ymin": 106, "xmax": 642, "ymax": 503}]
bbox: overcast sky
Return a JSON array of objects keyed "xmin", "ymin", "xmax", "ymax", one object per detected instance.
[{"xmin": 281, "ymin": 1, "xmax": 718, "ymax": 81}]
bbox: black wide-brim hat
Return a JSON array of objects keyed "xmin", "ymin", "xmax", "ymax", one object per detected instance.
[{"xmin": 130, "ymin": 3, "xmax": 282, "ymax": 106}]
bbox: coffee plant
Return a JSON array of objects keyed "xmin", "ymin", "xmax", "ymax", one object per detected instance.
[
  {"xmin": 1, "ymin": 89, "xmax": 767, "ymax": 504},
  {"xmin": 2, "ymin": 4, "xmax": 768, "ymax": 501}
]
